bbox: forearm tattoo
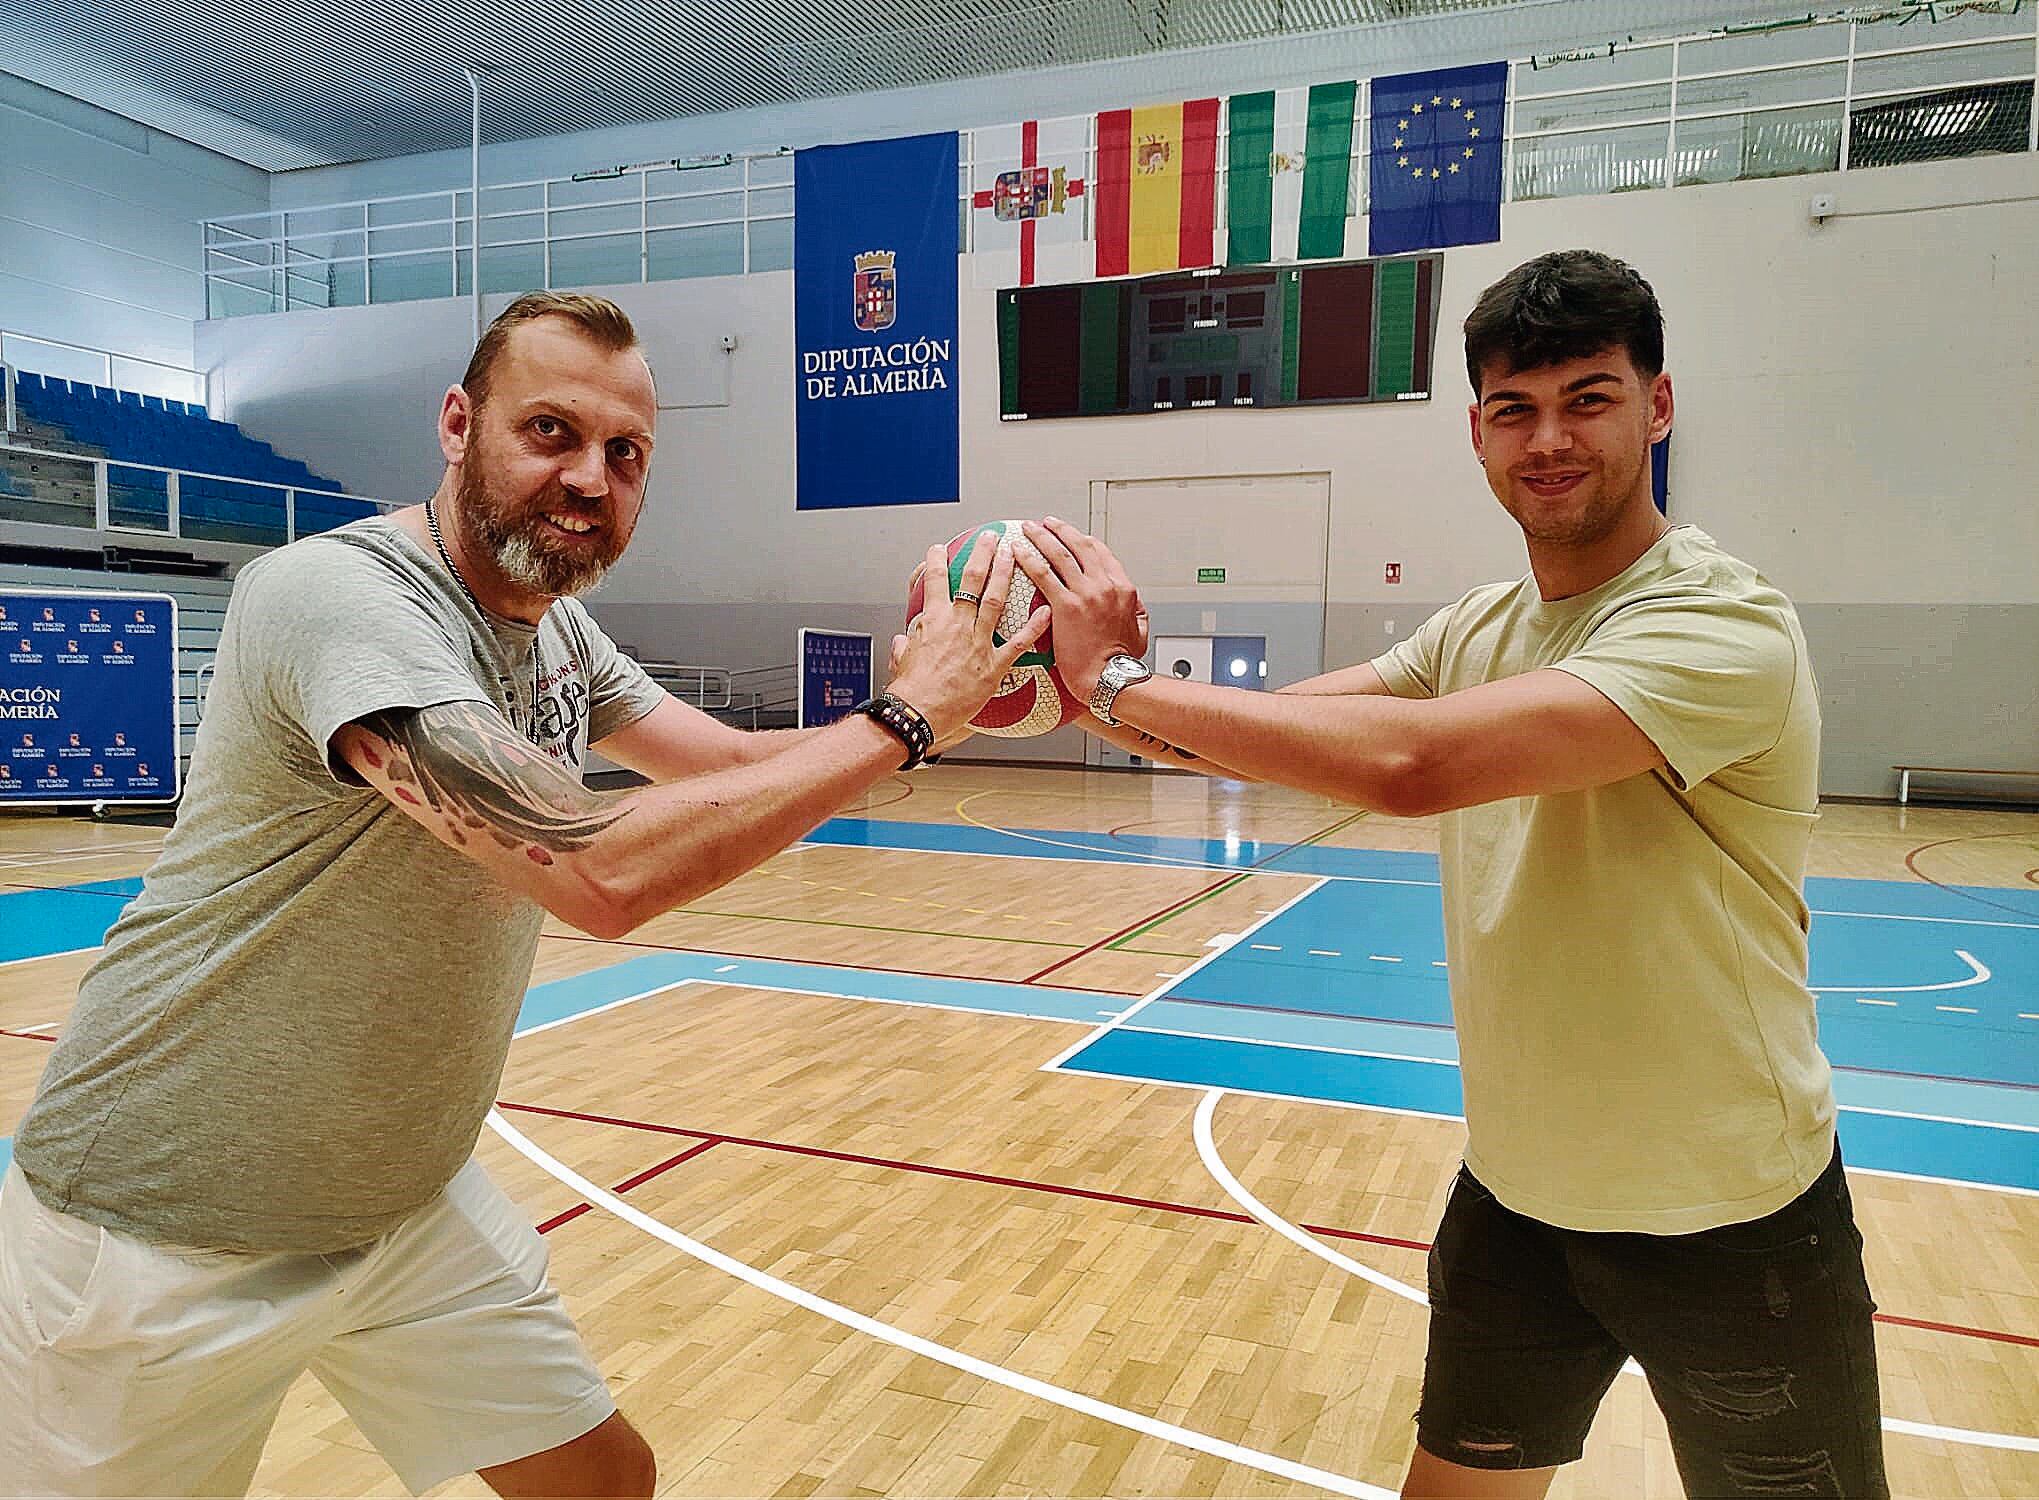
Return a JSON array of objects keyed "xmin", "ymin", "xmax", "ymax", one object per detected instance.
[
  {"xmin": 1128, "ymin": 728, "xmax": 1201, "ymax": 763},
  {"xmin": 358, "ymin": 703, "xmax": 630, "ymax": 866}
]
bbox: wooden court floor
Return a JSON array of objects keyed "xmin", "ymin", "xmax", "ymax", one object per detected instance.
[{"xmin": 3, "ymin": 768, "xmax": 2036, "ymax": 1499}]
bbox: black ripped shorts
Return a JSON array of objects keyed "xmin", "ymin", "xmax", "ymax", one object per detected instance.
[{"xmin": 1417, "ymin": 1144, "xmax": 1889, "ymax": 1498}]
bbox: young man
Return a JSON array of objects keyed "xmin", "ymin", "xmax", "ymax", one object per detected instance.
[
  {"xmin": 1020, "ymin": 251, "xmax": 1885, "ymax": 1499},
  {"xmin": 0, "ymin": 291, "xmax": 1043, "ymax": 1498}
]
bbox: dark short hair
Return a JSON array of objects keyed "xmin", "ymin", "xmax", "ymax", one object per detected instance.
[
  {"xmin": 460, "ymin": 291, "xmax": 641, "ymax": 410},
  {"xmin": 1463, "ymin": 250, "xmax": 1664, "ymax": 395}
]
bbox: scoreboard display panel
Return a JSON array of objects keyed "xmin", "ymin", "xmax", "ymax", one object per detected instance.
[{"xmin": 997, "ymin": 253, "xmax": 1441, "ymax": 420}]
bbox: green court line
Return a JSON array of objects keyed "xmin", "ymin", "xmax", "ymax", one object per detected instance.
[{"xmin": 1105, "ymin": 809, "xmax": 1369, "ymax": 950}]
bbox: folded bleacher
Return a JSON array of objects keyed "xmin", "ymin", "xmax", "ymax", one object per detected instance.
[{"xmin": 5, "ymin": 372, "xmax": 379, "ymax": 545}]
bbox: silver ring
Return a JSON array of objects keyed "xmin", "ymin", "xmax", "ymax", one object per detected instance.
[{"xmin": 953, "ymin": 590, "xmax": 984, "ymax": 606}]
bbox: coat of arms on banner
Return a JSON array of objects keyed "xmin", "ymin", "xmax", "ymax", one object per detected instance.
[
  {"xmin": 853, "ymin": 250, "xmax": 897, "ymax": 332},
  {"xmin": 978, "ymin": 165, "xmax": 1085, "ymax": 222}
]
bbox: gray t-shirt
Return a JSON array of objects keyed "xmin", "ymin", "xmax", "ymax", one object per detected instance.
[{"xmin": 14, "ymin": 517, "xmax": 664, "ymax": 1252}]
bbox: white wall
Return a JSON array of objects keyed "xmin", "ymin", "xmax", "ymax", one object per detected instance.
[
  {"xmin": 0, "ymin": 73, "xmax": 268, "ymax": 371},
  {"xmin": 197, "ymin": 148, "xmax": 2039, "ymax": 792}
]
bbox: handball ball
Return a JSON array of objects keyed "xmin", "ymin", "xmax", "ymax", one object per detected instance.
[{"xmin": 905, "ymin": 520, "xmax": 1085, "ymax": 738}]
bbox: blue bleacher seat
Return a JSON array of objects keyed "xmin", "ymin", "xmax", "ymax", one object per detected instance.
[{"xmin": 9, "ymin": 372, "xmax": 357, "ymax": 536}]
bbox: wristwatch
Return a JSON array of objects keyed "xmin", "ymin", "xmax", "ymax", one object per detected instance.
[{"xmin": 1088, "ymin": 653, "xmax": 1154, "ymax": 727}]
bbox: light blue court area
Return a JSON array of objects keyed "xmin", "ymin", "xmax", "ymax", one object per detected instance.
[
  {"xmin": 8, "ymin": 815, "xmax": 2036, "ymax": 1191},
  {"xmin": 515, "ymin": 949, "xmax": 1124, "ymax": 1035},
  {"xmin": 802, "ymin": 815, "xmax": 1445, "ymax": 881},
  {"xmin": 0, "ymin": 878, "xmax": 143, "ymax": 964},
  {"xmin": 1052, "ymin": 875, "xmax": 2039, "ymax": 1194}
]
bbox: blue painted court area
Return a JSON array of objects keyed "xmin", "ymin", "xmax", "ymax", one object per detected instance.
[
  {"xmin": 8, "ymin": 814, "xmax": 2035, "ymax": 1192},
  {"xmin": 1052, "ymin": 872, "xmax": 2039, "ymax": 1195},
  {"xmin": 0, "ymin": 878, "xmax": 142, "ymax": 964},
  {"xmin": 515, "ymin": 948, "xmax": 1123, "ymax": 1035}
]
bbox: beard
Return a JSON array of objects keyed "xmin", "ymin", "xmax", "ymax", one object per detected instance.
[
  {"xmin": 456, "ymin": 434, "xmax": 623, "ymax": 598},
  {"xmin": 1499, "ymin": 449, "xmax": 1649, "ymax": 546}
]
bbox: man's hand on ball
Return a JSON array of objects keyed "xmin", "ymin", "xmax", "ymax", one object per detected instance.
[
  {"xmin": 890, "ymin": 534, "xmax": 1049, "ymax": 742},
  {"xmin": 1017, "ymin": 518, "xmax": 1145, "ymax": 701}
]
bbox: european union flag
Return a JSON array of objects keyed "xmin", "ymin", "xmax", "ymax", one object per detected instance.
[{"xmin": 1368, "ymin": 61, "xmax": 1507, "ymax": 257}]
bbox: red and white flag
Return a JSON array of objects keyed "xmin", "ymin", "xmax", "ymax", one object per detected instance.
[{"xmin": 967, "ymin": 117, "xmax": 1090, "ymax": 289}]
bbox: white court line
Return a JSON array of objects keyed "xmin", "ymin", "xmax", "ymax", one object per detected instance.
[
  {"xmin": 795, "ymin": 835, "xmax": 1425, "ymax": 887},
  {"xmin": 1937, "ymin": 1006, "xmax": 1980, "ymax": 1015},
  {"xmin": 1840, "ymin": 1104, "xmax": 2039, "ymax": 1136},
  {"xmin": 487, "ymin": 1110, "xmax": 1398, "ymax": 1499},
  {"xmin": 800, "ymin": 833, "xmax": 2039, "ymax": 929},
  {"xmin": 1847, "ymin": 1163, "xmax": 2039, "ymax": 1199},
  {"xmin": 512, "ymin": 984, "xmax": 701, "ymax": 1041},
  {"xmin": 1037, "ymin": 879, "xmax": 1330, "ymax": 1074},
  {"xmin": 1190, "ymin": 1090, "xmax": 2039, "ymax": 1455},
  {"xmin": 1857, "ymin": 998, "xmax": 1899, "ymax": 1007},
  {"xmin": 1811, "ymin": 907, "xmax": 2039, "ymax": 932},
  {"xmin": 1811, "ymin": 951, "xmax": 1990, "ymax": 995},
  {"xmin": 1118, "ymin": 1023, "xmax": 1460, "ymax": 1070},
  {"xmin": 0, "ymin": 945, "xmax": 102, "ymax": 971},
  {"xmin": 0, "ymin": 846, "xmax": 162, "ymax": 871},
  {"xmin": 514, "ymin": 974, "xmax": 1100, "ymax": 1041},
  {"xmin": 1368, "ymin": 954, "xmax": 1402, "ymax": 963},
  {"xmin": 1100, "ymin": 1019, "xmax": 2038, "ymax": 1139},
  {"xmin": 0, "ymin": 835, "xmax": 165, "ymax": 857}
]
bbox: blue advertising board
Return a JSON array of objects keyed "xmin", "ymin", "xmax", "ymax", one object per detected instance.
[
  {"xmin": 1, "ymin": 589, "xmax": 179, "ymax": 805},
  {"xmin": 798, "ymin": 629, "xmax": 873, "ymax": 730},
  {"xmin": 793, "ymin": 131, "xmax": 961, "ymax": 510}
]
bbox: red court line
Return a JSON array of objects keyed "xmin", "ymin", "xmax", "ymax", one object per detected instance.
[
  {"xmin": 498, "ymin": 1098, "xmax": 2039, "ymax": 1353},
  {"xmin": 1024, "ymin": 870, "xmax": 1243, "ymax": 985},
  {"xmin": 1902, "ymin": 832, "xmax": 2039, "ymax": 921},
  {"xmin": 1875, "ymin": 1313, "xmax": 2039, "ymax": 1350},
  {"xmin": 536, "ymin": 1137, "xmax": 722, "ymax": 1234},
  {"xmin": 507, "ymin": 1099, "xmax": 1456, "ymax": 1256},
  {"xmin": 1024, "ymin": 807, "xmax": 1359, "ymax": 985},
  {"xmin": 858, "ymin": 779, "xmax": 917, "ymax": 816}
]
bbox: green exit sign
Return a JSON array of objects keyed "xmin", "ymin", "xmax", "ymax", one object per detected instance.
[{"xmin": 1197, "ymin": 566, "xmax": 1227, "ymax": 584}]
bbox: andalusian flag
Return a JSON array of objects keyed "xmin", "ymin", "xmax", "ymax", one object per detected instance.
[
  {"xmin": 1093, "ymin": 98, "xmax": 1220, "ymax": 278},
  {"xmin": 1226, "ymin": 83, "xmax": 1360, "ymax": 264}
]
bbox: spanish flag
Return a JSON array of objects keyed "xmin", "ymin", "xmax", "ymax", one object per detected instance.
[{"xmin": 1094, "ymin": 98, "xmax": 1220, "ymax": 278}]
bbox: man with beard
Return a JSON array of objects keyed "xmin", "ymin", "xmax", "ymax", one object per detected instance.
[
  {"xmin": 0, "ymin": 292, "xmax": 1045, "ymax": 1498},
  {"xmin": 1017, "ymin": 252, "xmax": 1884, "ymax": 1499}
]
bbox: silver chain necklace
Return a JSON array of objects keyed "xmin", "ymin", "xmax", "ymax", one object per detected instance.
[{"xmin": 423, "ymin": 498, "xmax": 542, "ymax": 743}]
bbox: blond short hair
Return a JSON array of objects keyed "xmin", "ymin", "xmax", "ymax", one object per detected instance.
[{"xmin": 460, "ymin": 291, "xmax": 641, "ymax": 410}]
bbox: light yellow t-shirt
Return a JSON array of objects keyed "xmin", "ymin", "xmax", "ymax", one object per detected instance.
[{"xmin": 1370, "ymin": 524, "xmax": 1833, "ymax": 1234}]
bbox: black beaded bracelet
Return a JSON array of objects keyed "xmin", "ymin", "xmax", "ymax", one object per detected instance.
[{"xmin": 853, "ymin": 691, "xmax": 937, "ymax": 771}]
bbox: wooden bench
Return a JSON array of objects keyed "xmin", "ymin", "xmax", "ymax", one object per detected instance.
[{"xmin": 1894, "ymin": 765, "xmax": 2039, "ymax": 806}]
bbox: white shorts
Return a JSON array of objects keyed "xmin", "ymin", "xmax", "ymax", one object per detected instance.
[{"xmin": 0, "ymin": 1157, "xmax": 616, "ymax": 1497}]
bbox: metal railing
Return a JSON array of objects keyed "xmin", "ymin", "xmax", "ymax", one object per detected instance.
[
  {"xmin": 204, "ymin": 150, "xmax": 796, "ymax": 318},
  {"xmin": 0, "ymin": 332, "xmax": 209, "ymax": 413},
  {"xmin": 642, "ymin": 660, "xmax": 798, "ymax": 728},
  {"xmin": 199, "ymin": 3, "xmax": 2037, "ymax": 318},
  {"xmin": 0, "ymin": 438, "xmax": 394, "ymax": 548}
]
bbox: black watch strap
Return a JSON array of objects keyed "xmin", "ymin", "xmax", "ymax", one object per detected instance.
[{"xmin": 854, "ymin": 691, "xmax": 937, "ymax": 770}]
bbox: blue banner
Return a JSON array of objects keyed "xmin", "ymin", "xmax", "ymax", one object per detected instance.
[
  {"xmin": 1368, "ymin": 61, "xmax": 1507, "ymax": 257},
  {"xmin": 799, "ymin": 629, "xmax": 873, "ymax": 729},
  {"xmin": 1, "ymin": 589, "xmax": 179, "ymax": 804},
  {"xmin": 795, "ymin": 131, "xmax": 960, "ymax": 511}
]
